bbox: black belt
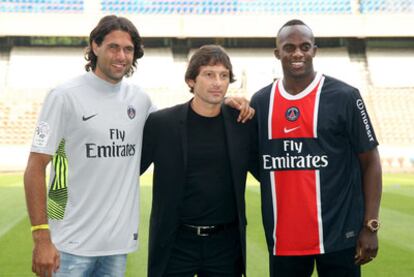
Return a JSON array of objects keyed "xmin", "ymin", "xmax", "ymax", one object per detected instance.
[{"xmin": 180, "ymin": 222, "xmax": 237, "ymax": 237}]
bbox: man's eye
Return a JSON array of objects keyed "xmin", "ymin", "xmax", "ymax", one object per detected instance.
[{"xmin": 284, "ymin": 45, "xmax": 294, "ymax": 52}]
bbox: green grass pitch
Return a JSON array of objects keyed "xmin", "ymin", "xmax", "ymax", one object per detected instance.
[{"xmin": 0, "ymin": 173, "xmax": 413, "ymax": 276}]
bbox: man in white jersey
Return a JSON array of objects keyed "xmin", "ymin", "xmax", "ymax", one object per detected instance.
[
  {"xmin": 24, "ymin": 15, "xmax": 254, "ymax": 277},
  {"xmin": 24, "ymin": 15, "xmax": 152, "ymax": 276}
]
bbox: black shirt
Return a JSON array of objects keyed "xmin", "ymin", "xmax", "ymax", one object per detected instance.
[{"xmin": 180, "ymin": 106, "xmax": 237, "ymax": 225}]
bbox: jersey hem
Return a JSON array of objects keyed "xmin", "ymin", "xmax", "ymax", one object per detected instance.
[{"xmin": 273, "ymin": 244, "xmax": 356, "ymax": 256}]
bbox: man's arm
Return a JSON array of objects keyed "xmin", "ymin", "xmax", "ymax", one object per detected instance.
[
  {"xmin": 24, "ymin": 152, "xmax": 60, "ymax": 277},
  {"xmin": 355, "ymin": 147, "xmax": 382, "ymax": 265}
]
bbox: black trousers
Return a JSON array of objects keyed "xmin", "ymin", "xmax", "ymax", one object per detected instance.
[
  {"xmin": 164, "ymin": 225, "xmax": 243, "ymax": 277},
  {"xmin": 270, "ymin": 247, "xmax": 360, "ymax": 277}
]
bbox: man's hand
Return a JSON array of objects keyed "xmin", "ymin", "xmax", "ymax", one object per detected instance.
[
  {"xmin": 224, "ymin": 96, "xmax": 255, "ymax": 123},
  {"xmin": 354, "ymin": 228, "xmax": 378, "ymax": 265},
  {"xmin": 32, "ymin": 231, "xmax": 60, "ymax": 277}
]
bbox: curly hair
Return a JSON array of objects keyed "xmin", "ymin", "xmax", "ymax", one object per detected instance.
[{"xmin": 84, "ymin": 15, "xmax": 144, "ymax": 77}]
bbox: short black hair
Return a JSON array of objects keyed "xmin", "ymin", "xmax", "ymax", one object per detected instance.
[{"xmin": 276, "ymin": 19, "xmax": 314, "ymax": 45}]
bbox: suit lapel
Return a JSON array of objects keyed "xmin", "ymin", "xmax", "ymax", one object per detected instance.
[{"xmin": 179, "ymin": 100, "xmax": 191, "ymax": 172}]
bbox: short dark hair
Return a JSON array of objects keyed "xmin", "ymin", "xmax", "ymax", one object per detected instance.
[
  {"xmin": 276, "ymin": 19, "xmax": 314, "ymax": 45},
  {"xmin": 84, "ymin": 15, "xmax": 144, "ymax": 77},
  {"xmin": 185, "ymin": 45, "xmax": 235, "ymax": 93}
]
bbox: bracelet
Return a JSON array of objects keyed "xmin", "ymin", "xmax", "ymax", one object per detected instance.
[{"xmin": 31, "ymin": 224, "xmax": 49, "ymax": 232}]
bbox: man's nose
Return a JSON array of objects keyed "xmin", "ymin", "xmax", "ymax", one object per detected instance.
[
  {"xmin": 292, "ymin": 47, "xmax": 304, "ymax": 57},
  {"xmin": 117, "ymin": 49, "xmax": 126, "ymax": 59},
  {"xmin": 212, "ymin": 75, "xmax": 223, "ymax": 86}
]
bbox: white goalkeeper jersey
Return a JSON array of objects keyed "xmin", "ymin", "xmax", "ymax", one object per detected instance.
[{"xmin": 31, "ymin": 71, "xmax": 154, "ymax": 256}]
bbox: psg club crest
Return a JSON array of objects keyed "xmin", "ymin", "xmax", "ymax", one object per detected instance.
[
  {"xmin": 127, "ymin": 105, "xmax": 136, "ymax": 119},
  {"xmin": 285, "ymin": 106, "xmax": 300, "ymax": 122}
]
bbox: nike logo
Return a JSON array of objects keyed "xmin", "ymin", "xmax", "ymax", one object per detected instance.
[
  {"xmin": 283, "ymin": 126, "xmax": 300, "ymax": 133},
  {"xmin": 82, "ymin": 114, "xmax": 98, "ymax": 121}
]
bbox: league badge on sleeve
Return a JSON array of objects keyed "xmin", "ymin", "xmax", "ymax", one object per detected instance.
[
  {"xmin": 33, "ymin": 121, "xmax": 50, "ymax": 147},
  {"xmin": 127, "ymin": 105, "xmax": 136, "ymax": 120}
]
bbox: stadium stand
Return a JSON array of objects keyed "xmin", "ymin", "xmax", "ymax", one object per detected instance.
[
  {"xmin": 0, "ymin": 99, "xmax": 41, "ymax": 145},
  {"xmin": 216, "ymin": 48, "xmax": 280, "ymax": 96},
  {"xmin": 313, "ymin": 47, "xmax": 366, "ymax": 90},
  {"xmin": 0, "ymin": 48, "xmax": 8, "ymax": 95},
  {"xmin": 366, "ymin": 47, "xmax": 414, "ymax": 87},
  {"xmin": 130, "ymin": 47, "xmax": 190, "ymax": 109},
  {"xmin": 360, "ymin": 0, "xmax": 414, "ymax": 13},
  {"xmin": 0, "ymin": 0, "xmax": 413, "ymax": 172},
  {"xmin": 1, "ymin": 0, "xmax": 411, "ymax": 15},
  {"xmin": 100, "ymin": 0, "xmax": 352, "ymax": 15},
  {"xmin": 366, "ymin": 87, "xmax": 414, "ymax": 146},
  {"xmin": 0, "ymin": 0, "xmax": 84, "ymax": 13},
  {"xmin": 1, "ymin": 44, "xmax": 414, "ymax": 171},
  {"xmin": 7, "ymin": 47, "xmax": 84, "ymax": 92}
]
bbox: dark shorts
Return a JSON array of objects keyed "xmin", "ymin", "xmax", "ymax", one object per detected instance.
[
  {"xmin": 164, "ymin": 224, "xmax": 243, "ymax": 277},
  {"xmin": 270, "ymin": 247, "xmax": 360, "ymax": 277}
]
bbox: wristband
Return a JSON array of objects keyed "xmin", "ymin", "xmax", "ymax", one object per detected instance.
[{"xmin": 31, "ymin": 224, "xmax": 49, "ymax": 232}]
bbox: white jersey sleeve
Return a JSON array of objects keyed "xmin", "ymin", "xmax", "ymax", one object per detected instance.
[{"xmin": 31, "ymin": 89, "xmax": 67, "ymax": 155}]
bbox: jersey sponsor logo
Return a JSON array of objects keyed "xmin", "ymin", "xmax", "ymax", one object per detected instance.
[
  {"xmin": 85, "ymin": 128, "xmax": 136, "ymax": 158},
  {"xmin": 262, "ymin": 140, "xmax": 329, "ymax": 170},
  {"xmin": 262, "ymin": 153, "xmax": 328, "ymax": 170},
  {"xmin": 283, "ymin": 126, "xmax": 301, "ymax": 133},
  {"xmin": 285, "ymin": 106, "xmax": 300, "ymax": 121},
  {"xmin": 127, "ymin": 105, "xmax": 136, "ymax": 119},
  {"xmin": 82, "ymin": 114, "xmax": 98, "ymax": 121},
  {"xmin": 356, "ymin": 99, "xmax": 375, "ymax": 142},
  {"xmin": 86, "ymin": 142, "xmax": 136, "ymax": 158},
  {"xmin": 33, "ymin": 121, "xmax": 50, "ymax": 147},
  {"xmin": 262, "ymin": 140, "xmax": 329, "ymax": 171}
]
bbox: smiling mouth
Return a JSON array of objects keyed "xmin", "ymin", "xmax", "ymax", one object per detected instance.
[
  {"xmin": 291, "ymin": 61, "xmax": 305, "ymax": 68},
  {"xmin": 112, "ymin": 64, "xmax": 126, "ymax": 70}
]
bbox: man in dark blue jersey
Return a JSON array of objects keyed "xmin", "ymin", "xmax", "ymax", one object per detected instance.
[{"xmin": 251, "ymin": 19, "xmax": 382, "ymax": 276}]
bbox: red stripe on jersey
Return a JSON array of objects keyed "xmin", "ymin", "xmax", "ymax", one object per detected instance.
[
  {"xmin": 268, "ymin": 75, "xmax": 325, "ymax": 255},
  {"xmin": 271, "ymin": 79, "xmax": 320, "ymax": 138},
  {"xmin": 273, "ymin": 170, "xmax": 321, "ymax": 255}
]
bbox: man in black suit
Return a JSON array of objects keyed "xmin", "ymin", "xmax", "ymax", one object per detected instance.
[{"xmin": 141, "ymin": 45, "xmax": 258, "ymax": 277}]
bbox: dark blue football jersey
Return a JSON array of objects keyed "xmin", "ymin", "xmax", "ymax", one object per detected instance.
[{"xmin": 251, "ymin": 73, "xmax": 379, "ymax": 255}]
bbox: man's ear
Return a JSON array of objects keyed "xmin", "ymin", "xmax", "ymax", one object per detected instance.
[
  {"xmin": 274, "ymin": 48, "xmax": 280, "ymax": 60},
  {"xmin": 186, "ymin": 79, "xmax": 195, "ymax": 89},
  {"xmin": 92, "ymin": 41, "xmax": 99, "ymax": 56},
  {"xmin": 312, "ymin": 44, "xmax": 318, "ymax": 57}
]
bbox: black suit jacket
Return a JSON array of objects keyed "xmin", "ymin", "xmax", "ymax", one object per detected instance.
[{"xmin": 141, "ymin": 100, "xmax": 258, "ymax": 277}]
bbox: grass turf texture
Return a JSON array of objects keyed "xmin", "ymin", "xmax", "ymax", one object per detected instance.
[{"xmin": 0, "ymin": 173, "xmax": 413, "ymax": 276}]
